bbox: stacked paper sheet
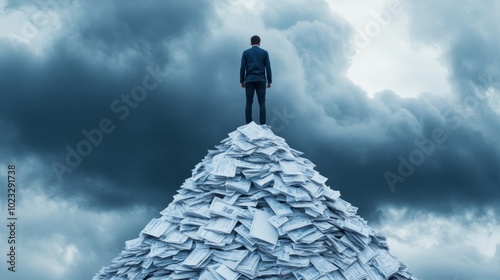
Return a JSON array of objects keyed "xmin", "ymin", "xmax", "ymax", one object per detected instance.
[{"xmin": 95, "ymin": 122, "xmax": 419, "ymax": 280}]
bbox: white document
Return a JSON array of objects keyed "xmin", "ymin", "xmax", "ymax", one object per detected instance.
[
  {"xmin": 234, "ymin": 159, "xmax": 261, "ymax": 169},
  {"xmin": 290, "ymin": 147, "xmax": 304, "ymax": 156},
  {"xmin": 196, "ymin": 227, "xmax": 228, "ymax": 244},
  {"xmin": 252, "ymin": 172, "xmax": 275, "ymax": 187},
  {"xmin": 287, "ymin": 226, "xmax": 317, "ymax": 242},
  {"xmin": 205, "ymin": 217, "xmax": 238, "ymax": 234},
  {"xmin": 235, "ymin": 253, "xmax": 260, "ymax": 276},
  {"xmin": 211, "ymin": 154, "xmax": 237, "ymax": 177},
  {"xmin": 234, "ymin": 225, "xmax": 257, "ymax": 246},
  {"xmin": 343, "ymin": 218, "xmax": 370, "ymax": 238},
  {"xmin": 357, "ymin": 245, "xmax": 378, "ymax": 265},
  {"xmin": 340, "ymin": 235, "xmax": 360, "ymax": 253},
  {"xmin": 215, "ymin": 264, "xmax": 240, "ymax": 280},
  {"xmin": 125, "ymin": 237, "xmax": 143, "ymax": 250},
  {"xmin": 276, "ymin": 245, "xmax": 291, "ymax": 261},
  {"xmin": 342, "ymin": 261, "xmax": 368, "ymax": 280},
  {"xmin": 296, "ymin": 266, "xmax": 322, "ymax": 280},
  {"xmin": 301, "ymin": 229, "xmax": 324, "ymax": 244},
  {"xmin": 309, "ymin": 255, "xmax": 338, "ymax": 274},
  {"xmin": 207, "ymin": 265, "xmax": 225, "ymax": 280},
  {"xmin": 182, "ymin": 247, "xmax": 212, "ymax": 267},
  {"xmin": 249, "ymin": 209, "xmax": 279, "ymax": 245},
  {"xmin": 209, "ymin": 197, "xmax": 244, "ymax": 220},
  {"xmin": 199, "ymin": 270, "xmax": 220, "ymax": 280},
  {"xmin": 237, "ymin": 121, "xmax": 264, "ymax": 141},
  {"xmin": 273, "ymin": 179, "xmax": 310, "ymax": 201},
  {"xmin": 222, "ymin": 193, "xmax": 241, "ymax": 205},
  {"xmin": 373, "ymin": 251, "xmax": 399, "ymax": 278},
  {"xmin": 212, "ymin": 250, "xmax": 248, "ymax": 270},
  {"xmin": 289, "ymin": 201, "xmax": 317, "ymax": 209},
  {"xmin": 302, "ymin": 181, "xmax": 323, "ymax": 198},
  {"xmin": 281, "ymin": 216, "xmax": 312, "ymax": 232},
  {"xmin": 300, "ymin": 166, "xmax": 316, "ymax": 178},
  {"xmin": 163, "ymin": 229, "xmax": 189, "ymax": 244},
  {"xmin": 181, "ymin": 216, "xmax": 209, "ymax": 227},
  {"xmin": 184, "ymin": 204, "xmax": 211, "ymax": 218},
  {"xmin": 234, "ymin": 198, "xmax": 258, "ymax": 207},
  {"xmin": 279, "ymin": 160, "xmax": 302, "ymax": 175},
  {"xmin": 225, "ymin": 177, "xmax": 252, "ymax": 193},
  {"xmin": 228, "ymin": 130, "xmax": 243, "ymax": 141},
  {"xmin": 326, "ymin": 236, "xmax": 347, "ymax": 253},
  {"xmin": 141, "ymin": 218, "xmax": 171, "ymax": 238},
  {"xmin": 256, "ymin": 145, "xmax": 278, "ymax": 156},
  {"xmin": 365, "ymin": 267, "xmax": 386, "ymax": 280},
  {"xmin": 311, "ymin": 172, "xmax": 328, "ymax": 184},
  {"xmin": 268, "ymin": 215, "xmax": 289, "ymax": 228},
  {"xmin": 257, "ymin": 263, "xmax": 280, "ymax": 277},
  {"xmin": 233, "ymin": 138, "xmax": 256, "ymax": 151},
  {"xmin": 276, "ymin": 256, "xmax": 310, "ymax": 267},
  {"xmin": 323, "ymin": 187, "xmax": 340, "ymax": 200},
  {"xmin": 281, "ymin": 173, "xmax": 307, "ymax": 186},
  {"xmin": 264, "ymin": 196, "xmax": 293, "ymax": 216},
  {"xmin": 147, "ymin": 240, "xmax": 172, "ymax": 258}
]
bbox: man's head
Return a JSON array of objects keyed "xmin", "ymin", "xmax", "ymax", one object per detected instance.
[{"xmin": 251, "ymin": 35, "xmax": 261, "ymax": 46}]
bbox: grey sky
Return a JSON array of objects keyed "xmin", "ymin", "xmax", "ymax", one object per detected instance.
[{"xmin": 0, "ymin": 0, "xmax": 499, "ymax": 279}]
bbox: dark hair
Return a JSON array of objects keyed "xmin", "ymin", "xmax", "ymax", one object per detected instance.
[{"xmin": 251, "ymin": 35, "xmax": 261, "ymax": 45}]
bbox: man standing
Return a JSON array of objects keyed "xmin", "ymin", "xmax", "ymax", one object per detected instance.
[{"xmin": 240, "ymin": 35, "xmax": 272, "ymax": 125}]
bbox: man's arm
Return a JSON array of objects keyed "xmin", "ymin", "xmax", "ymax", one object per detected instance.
[
  {"xmin": 240, "ymin": 52, "xmax": 246, "ymax": 87},
  {"xmin": 265, "ymin": 51, "xmax": 272, "ymax": 87}
]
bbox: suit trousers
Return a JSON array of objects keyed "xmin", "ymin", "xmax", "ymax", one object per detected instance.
[{"xmin": 245, "ymin": 81, "xmax": 266, "ymax": 125}]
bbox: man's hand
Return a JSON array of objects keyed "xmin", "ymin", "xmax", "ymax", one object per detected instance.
[
  {"xmin": 267, "ymin": 83, "xmax": 272, "ymax": 88},
  {"xmin": 241, "ymin": 83, "xmax": 245, "ymax": 88}
]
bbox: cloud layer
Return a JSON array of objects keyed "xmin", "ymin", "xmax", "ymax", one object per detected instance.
[{"xmin": 0, "ymin": 0, "xmax": 499, "ymax": 279}]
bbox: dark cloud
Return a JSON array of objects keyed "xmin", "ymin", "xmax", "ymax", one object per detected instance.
[
  {"xmin": 0, "ymin": 0, "xmax": 219, "ymax": 211},
  {"xmin": 377, "ymin": 207, "xmax": 500, "ymax": 280},
  {"xmin": 404, "ymin": 0, "xmax": 500, "ymax": 98},
  {"xmin": 260, "ymin": 0, "xmax": 349, "ymax": 31}
]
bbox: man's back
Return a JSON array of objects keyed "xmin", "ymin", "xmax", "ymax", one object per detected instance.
[
  {"xmin": 240, "ymin": 35, "xmax": 272, "ymax": 125},
  {"xmin": 240, "ymin": 46, "xmax": 272, "ymax": 84}
]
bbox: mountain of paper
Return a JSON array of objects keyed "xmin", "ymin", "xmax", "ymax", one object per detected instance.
[{"xmin": 95, "ymin": 122, "xmax": 418, "ymax": 280}]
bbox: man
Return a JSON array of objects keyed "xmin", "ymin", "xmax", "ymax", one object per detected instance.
[{"xmin": 240, "ymin": 35, "xmax": 272, "ymax": 125}]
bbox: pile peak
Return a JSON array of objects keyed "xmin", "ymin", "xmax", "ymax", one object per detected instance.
[{"xmin": 95, "ymin": 122, "xmax": 418, "ymax": 280}]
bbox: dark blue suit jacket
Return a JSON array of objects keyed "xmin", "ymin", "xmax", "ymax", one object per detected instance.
[{"xmin": 240, "ymin": 45, "xmax": 272, "ymax": 84}]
